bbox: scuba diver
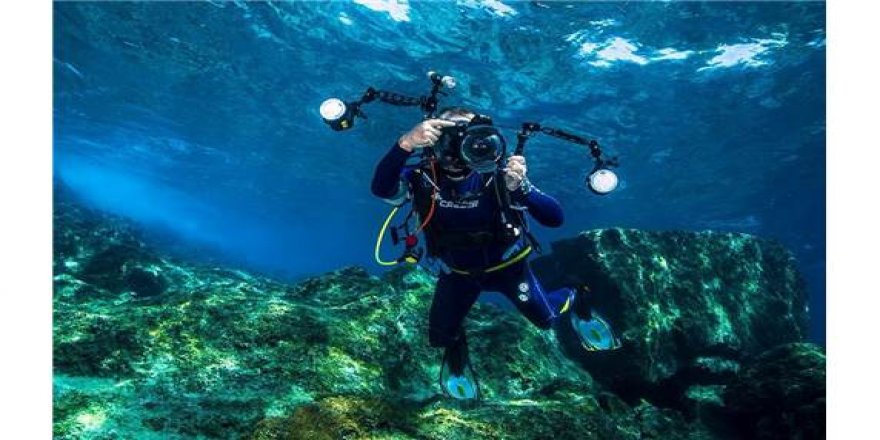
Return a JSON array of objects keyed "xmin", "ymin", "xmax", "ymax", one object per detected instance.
[{"xmin": 370, "ymin": 107, "xmax": 620, "ymax": 400}]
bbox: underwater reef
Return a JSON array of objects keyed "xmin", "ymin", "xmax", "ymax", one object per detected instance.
[
  {"xmin": 53, "ymin": 188, "xmax": 824, "ymax": 439},
  {"xmin": 531, "ymin": 229, "xmax": 811, "ymax": 407}
]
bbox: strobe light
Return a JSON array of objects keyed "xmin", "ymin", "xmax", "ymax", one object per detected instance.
[
  {"xmin": 586, "ymin": 168, "xmax": 619, "ymax": 195},
  {"xmin": 319, "ymin": 98, "xmax": 355, "ymax": 131},
  {"xmin": 427, "ymin": 71, "xmax": 457, "ymax": 90}
]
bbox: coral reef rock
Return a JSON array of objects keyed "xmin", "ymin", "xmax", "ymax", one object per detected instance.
[
  {"xmin": 531, "ymin": 229, "xmax": 810, "ymax": 408},
  {"xmin": 53, "ymin": 189, "xmax": 819, "ymax": 439},
  {"xmin": 722, "ymin": 342, "xmax": 826, "ymax": 439}
]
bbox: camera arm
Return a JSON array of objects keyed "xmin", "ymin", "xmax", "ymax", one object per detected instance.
[
  {"xmin": 343, "ymin": 72, "xmax": 453, "ymax": 121},
  {"xmin": 515, "ymin": 122, "xmax": 617, "ymax": 170}
]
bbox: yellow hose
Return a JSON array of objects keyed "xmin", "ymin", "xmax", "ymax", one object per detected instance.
[{"xmin": 374, "ymin": 206, "xmax": 401, "ymax": 266}]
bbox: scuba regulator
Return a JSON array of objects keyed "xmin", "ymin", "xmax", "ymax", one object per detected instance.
[{"xmin": 319, "ymin": 71, "xmax": 621, "ymax": 266}]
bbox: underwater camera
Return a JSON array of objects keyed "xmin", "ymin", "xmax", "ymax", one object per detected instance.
[
  {"xmin": 319, "ymin": 70, "xmax": 620, "ymax": 194},
  {"xmin": 434, "ymin": 115, "xmax": 506, "ymax": 174}
]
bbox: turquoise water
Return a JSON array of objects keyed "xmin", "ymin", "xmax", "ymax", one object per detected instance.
[{"xmin": 54, "ymin": 1, "xmax": 825, "ymax": 342}]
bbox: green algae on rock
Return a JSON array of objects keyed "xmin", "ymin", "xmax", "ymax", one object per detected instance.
[
  {"xmin": 54, "ymin": 191, "xmax": 816, "ymax": 439},
  {"xmin": 722, "ymin": 342, "xmax": 826, "ymax": 439},
  {"xmin": 54, "ymin": 257, "xmax": 615, "ymax": 438},
  {"xmin": 53, "ymin": 195, "xmax": 621, "ymax": 438},
  {"xmin": 249, "ymin": 393, "xmax": 714, "ymax": 440},
  {"xmin": 531, "ymin": 228, "xmax": 810, "ymax": 406}
]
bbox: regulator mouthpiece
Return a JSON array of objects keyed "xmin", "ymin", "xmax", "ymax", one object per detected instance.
[
  {"xmin": 320, "ymin": 98, "xmax": 355, "ymax": 131},
  {"xmin": 587, "ymin": 168, "xmax": 619, "ymax": 195}
]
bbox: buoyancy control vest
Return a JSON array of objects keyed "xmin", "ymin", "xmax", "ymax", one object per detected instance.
[{"xmin": 409, "ymin": 162, "xmax": 532, "ymax": 259}]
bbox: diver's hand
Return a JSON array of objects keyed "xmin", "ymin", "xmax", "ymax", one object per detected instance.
[
  {"xmin": 504, "ymin": 155, "xmax": 528, "ymax": 191},
  {"xmin": 398, "ymin": 119, "xmax": 456, "ymax": 152}
]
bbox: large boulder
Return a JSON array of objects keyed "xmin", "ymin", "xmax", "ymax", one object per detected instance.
[
  {"xmin": 531, "ymin": 228, "xmax": 810, "ymax": 407},
  {"xmin": 722, "ymin": 342, "xmax": 825, "ymax": 439}
]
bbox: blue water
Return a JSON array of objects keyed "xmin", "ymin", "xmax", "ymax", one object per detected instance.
[{"xmin": 54, "ymin": 1, "xmax": 826, "ymax": 343}]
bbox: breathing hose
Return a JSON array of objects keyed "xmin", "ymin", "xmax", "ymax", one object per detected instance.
[{"xmin": 374, "ymin": 206, "xmax": 401, "ymax": 266}]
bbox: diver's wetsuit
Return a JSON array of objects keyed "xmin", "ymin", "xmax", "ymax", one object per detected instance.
[{"xmin": 372, "ymin": 143, "xmax": 577, "ymax": 349}]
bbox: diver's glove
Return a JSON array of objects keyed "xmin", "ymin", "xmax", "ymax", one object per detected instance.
[
  {"xmin": 504, "ymin": 155, "xmax": 528, "ymax": 191},
  {"xmin": 509, "ymin": 177, "xmax": 533, "ymax": 201}
]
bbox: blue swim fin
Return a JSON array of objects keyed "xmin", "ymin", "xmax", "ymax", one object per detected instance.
[
  {"xmin": 571, "ymin": 310, "xmax": 622, "ymax": 351},
  {"xmin": 569, "ymin": 286, "xmax": 622, "ymax": 352},
  {"xmin": 439, "ymin": 340, "xmax": 481, "ymax": 400}
]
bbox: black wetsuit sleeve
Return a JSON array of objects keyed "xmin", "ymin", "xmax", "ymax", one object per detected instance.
[
  {"xmin": 371, "ymin": 143, "xmax": 413, "ymax": 198},
  {"xmin": 512, "ymin": 185, "xmax": 564, "ymax": 227}
]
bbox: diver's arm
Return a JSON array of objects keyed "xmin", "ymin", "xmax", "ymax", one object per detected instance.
[
  {"xmin": 372, "ymin": 119, "xmax": 454, "ymax": 199},
  {"xmin": 371, "ymin": 143, "xmax": 413, "ymax": 199},
  {"xmin": 511, "ymin": 184, "xmax": 564, "ymax": 227},
  {"xmin": 503, "ymin": 155, "xmax": 563, "ymax": 227}
]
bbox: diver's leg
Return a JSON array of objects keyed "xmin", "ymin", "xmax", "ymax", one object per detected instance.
[
  {"xmin": 443, "ymin": 329, "xmax": 470, "ymax": 376},
  {"xmin": 491, "ymin": 262, "xmax": 620, "ymax": 351},
  {"xmin": 429, "ymin": 273, "xmax": 482, "ymax": 399},
  {"xmin": 488, "ymin": 261, "xmax": 571, "ymax": 330},
  {"xmin": 571, "ymin": 285, "xmax": 595, "ymax": 320},
  {"xmin": 428, "ymin": 272, "xmax": 481, "ymax": 349}
]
